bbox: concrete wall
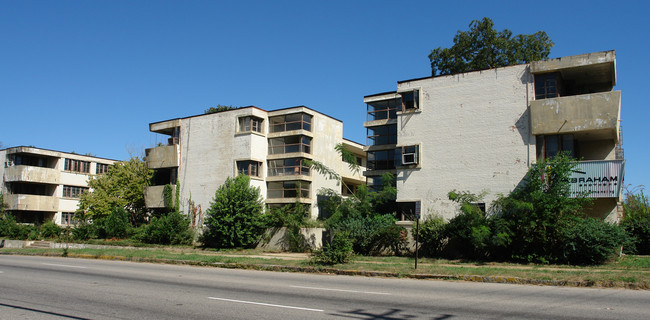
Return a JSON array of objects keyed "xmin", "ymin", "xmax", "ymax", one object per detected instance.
[{"xmin": 395, "ymin": 65, "xmax": 536, "ymax": 220}]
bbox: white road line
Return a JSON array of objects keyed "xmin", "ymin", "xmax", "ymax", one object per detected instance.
[
  {"xmin": 290, "ymin": 285, "xmax": 391, "ymax": 295},
  {"xmin": 207, "ymin": 297, "xmax": 323, "ymax": 312},
  {"xmin": 0, "ymin": 271, "xmax": 4, "ymax": 274},
  {"xmin": 42, "ymin": 263, "xmax": 88, "ymax": 269}
]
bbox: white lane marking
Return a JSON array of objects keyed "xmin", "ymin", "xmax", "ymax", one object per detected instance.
[
  {"xmin": 207, "ymin": 297, "xmax": 323, "ymax": 312},
  {"xmin": 0, "ymin": 271, "xmax": 4, "ymax": 273},
  {"xmin": 42, "ymin": 263, "xmax": 88, "ymax": 269},
  {"xmin": 290, "ymin": 285, "xmax": 391, "ymax": 295}
]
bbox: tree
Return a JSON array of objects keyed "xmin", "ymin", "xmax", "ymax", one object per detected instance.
[
  {"xmin": 76, "ymin": 157, "xmax": 152, "ymax": 226},
  {"xmin": 204, "ymin": 104, "xmax": 238, "ymax": 114},
  {"xmin": 428, "ymin": 17, "xmax": 553, "ymax": 76},
  {"xmin": 202, "ymin": 175, "xmax": 265, "ymax": 248}
]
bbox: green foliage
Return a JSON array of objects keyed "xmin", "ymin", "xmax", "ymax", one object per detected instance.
[
  {"xmin": 265, "ymin": 202, "xmax": 310, "ymax": 252},
  {"xmin": 311, "ymin": 231, "xmax": 354, "ymax": 265},
  {"xmin": 559, "ymin": 217, "xmax": 627, "ymax": 265},
  {"xmin": 202, "ymin": 175, "xmax": 265, "ymax": 248},
  {"xmin": 76, "ymin": 157, "xmax": 152, "ymax": 226},
  {"xmin": 429, "ymin": 17, "xmax": 553, "ymax": 76},
  {"xmin": 40, "ymin": 222, "xmax": 62, "ymax": 239},
  {"xmin": 329, "ymin": 214, "xmax": 405, "ymax": 256},
  {"xmin": 92, "ymin": 207, "xmax": 131, "ymax": 239},
  {"xmin": 71, "ymin": 220, "xmax": 94, "ymax": 240},
  {"xmin": 621, "ymin": 187, "xmax": 650, "ymax": 254},
  {"xmin": 492, "ymin": 154, "xmax": 591, "ymax": 263},
  {"xmin": 416, "ymin": 215, "xmax": 446, "ymax": 257},
  {"xmin": 204, "ymin": 105, "xmax": 237, "ymax": 114},
  {"xmin": 138, "ymin": 211, "xmax": 193, "ymax": 245},
  {"xmin": 0, "ymin": 214, "xmax": 37, "ymax": 240},
  {"xmin": 443, "ymin": 191, "xmax": 491, "ymax": 259},
  {"xmin": 163, "ymin": 184, "xmax": 174, "ymax": 210}
]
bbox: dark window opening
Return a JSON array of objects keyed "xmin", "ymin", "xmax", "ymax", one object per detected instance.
[
  {"xmin": 536, "ymin": 134, "xmax": 576, "ymax": 160},
  {"xmin": 269, "ymin": 113, "xmax": 312, "ymax": 133},
  {"xmin": 268, "ymin": 158, "xmax": 310, "ymax": 176},
  {"xmin": 400, "ymin": 90, "xmax": 419, "ymax": 111},
  {"xmin": 367, "ymin": 149, "xmax": 399, "ymax": 170},
  {"xmin": 65, "ymin": 159, "xmax": 90, "ymax": 173},
  {"xmin": 268, "ymin": 136, "xmax": 311, "ymax": 154},
  {"xmin": 367, "ymin": 98, "xmax": 400, "ymax": 121},
  {"xmin": 237, "ymin": 160, "xmax": 262, "ymax": 177},
  {"xmin": 367, "ymin": 124, "xmax": 397, "ymax": 146}
]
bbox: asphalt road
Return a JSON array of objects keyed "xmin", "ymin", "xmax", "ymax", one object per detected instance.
[{"xmin": 0, "ymin": 255, "xmax": 648, "ymax": 320}]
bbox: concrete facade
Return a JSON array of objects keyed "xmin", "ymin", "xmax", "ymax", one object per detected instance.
[
  {"xmin": 145, "ymin": 106, "xmax": 365, "ymax": 220},
  {"xmin": 364, "ymin": 51, "xmax": 624, "ymax": 222},
  {"xmin": 0, "ymin": 146, "xmax": 117, "ymax": 225}
]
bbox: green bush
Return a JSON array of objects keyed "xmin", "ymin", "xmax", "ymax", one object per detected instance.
[
  {"xmin": 139, "ymin": 211, "xmax": 193, "ymax": 245},
  {"xmin": 264, "ymin": 203, "xmax": 310, "ymax": 252},
  {"xmin": 443, "ymin": 193, "xmax": 491, "ymax": 260},
  {"xmin": 416, "ymin": 215, "xmax": 446, "ymax": 257},
  {"xmin": 0, "ymin": 214, "xmax": 34, "ymax": 240},
  {"xmin": 40, "ymin": 222, "xmax": 62, "ymax": 239},
  {"xmin": 559, "ymin": 217, "xmax": 626, "ymax": 265},
  {"xmin": 71, "ymin": 219, "xmax": 94, "ymax": 240},
  {"xmin": 330, "ymin": 214, "xmax": 405, "ymax": 256},
  {"xmin": 202, "ymin": 175, "xmax": 265, "ymax": 248},
  {"xmin": 93, "ymin": 207, "xmax": 131, "ymax": 239},
  {"xmin": 311, "ymin": 231, "xmax": 354, "ymax": 265},
  {"xmin": 621, "ymin": 189, "xmax": 650, "ymax": 254}
]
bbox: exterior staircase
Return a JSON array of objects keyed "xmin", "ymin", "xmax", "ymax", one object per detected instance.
[{"xmin": 28, "ymin": 241, "xmax": 53, "ymax": 249}]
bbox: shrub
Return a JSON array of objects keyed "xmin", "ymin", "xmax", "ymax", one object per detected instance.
[
  {"xmin": 559, "ymin": 217, "xmax": 626, "ymax": 265},
  {"xmin": 264, "ymin": 203, "xmax": 310, "ymax": 252},
  {"xmin": 621, "ymin": 188, "xmax": 650, "ymax": 254},
  {"xmin": 71, "ymin": 219, "xmax": 94, "ymax": 240},
  {"xmin": 311, "ymin": 231, "xmax": 353, "ymax": 265},
  {"xmin": 40, "ymin": 222, "xmax": 62, "ymax": 239},
  {"xmin": 202, "ymin": 175, "xmax": 265, "ymax": 248},
  {"xmin": 0, "ymin": 214, "xmax": 34, "ymax": 240},
  {"xmin": 139, "ymin": 211, "xmax": 193, "ymax": 245},
  {"xmin": 416, "ymin": 215, "xmax": 446, "ymax": 257},
  {"xmin": 443, "ymin": 191, "xmax": 491, "ymax": 260},
  {"xmin": 330, "ymin": 214, "xmax": 405, "ymax": 256},
  {"xmin": 93, "ymin": 207, "xmax": 131, "ymax": 239}
]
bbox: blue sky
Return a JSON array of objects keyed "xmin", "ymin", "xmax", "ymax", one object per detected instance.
[{"xmin": 1, "ymin": 0, "xmax": 648, "ymax": 190}]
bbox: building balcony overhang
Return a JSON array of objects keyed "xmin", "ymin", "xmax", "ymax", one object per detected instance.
[
  {"xmin": 531, "ymin": 51, "xmax": 616, "ymax": 86},
  {"xmin": 364, "ymin": 118, "xmax": 397, "ymax": 128},
  {"xmin": 530, "ymin": 91, "xmax": 621, "ymax": 141},
  {"xmin": 145, "ymin": 145, "xmax": 179, "ymax": 169},
  {"xmin": 363, "ymin": 169, "xmax": 397, "ymax": 177},
  {"xmin": 266, "ymin": 174, "xmax": 312, "ymax": 182},
  {"xmin": 144, "ymin": 185, "xmax": 176, "ymax": 209},
  {"xmin": 363, "ymin": 144, "xmax": 397, "ymax": 153},
  {"xmin": 265, "ymin": 197, "xmax": 311, "ymax": 205},
  {"xmin": 267, "ymin": 129, "xmax": 313, "ymax": 138},
  {"xmin": 4, "ymin": 165, "xmax": 61, "ymax": 184},
  {"xmin": 267, "ymin": 152, "xmax": 313, "ymax": 161},
  {"xmin": 5, "ymin": 194, "xmax": 59, "ymax": 212}
]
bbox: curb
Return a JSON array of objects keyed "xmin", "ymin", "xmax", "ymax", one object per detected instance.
[{"xmin": 2, "ymin": 251, "xmax": 648, "ymax": 290}]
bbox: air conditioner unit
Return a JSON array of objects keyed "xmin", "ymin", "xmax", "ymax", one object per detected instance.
[
  {"xmin": 5, "ymin": 161, "xmax": 14, "ymax": 167},
  {"xmin": 401, "ymin": 146, "xmax": 418, "ymax": 165}
]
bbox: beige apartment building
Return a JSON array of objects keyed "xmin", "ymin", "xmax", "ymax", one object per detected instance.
[
  {"xmin": 144, "ymin": 106, "xmax": 365, "ymax": 219},
  {"xmin": 0, "ymin": 146, "xmax": 117, "ymax": 225},
  {"xmin": 364, "ymin": 51, "xmax": 624, "ymax": 222}
]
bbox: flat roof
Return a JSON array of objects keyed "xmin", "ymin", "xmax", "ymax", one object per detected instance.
[{"xmin": 1, "ymin": 146, "xmax": 120, "ymax": 162}]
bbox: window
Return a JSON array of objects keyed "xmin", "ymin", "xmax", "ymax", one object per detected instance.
[
  {"xmin": 63, "ymin": 185, "xmax": 88, "ymax": 198},
  {"xmin": 343, "ymin": 155, "xmax": 362, "ymax": 166},
  {"xmin": 536, "ymin": 134, "xmax": 576, "ymax": 160},
  {"xmin": 9, "ymin": 154, "xmax": 53, "ymax": 168},
  {"xmin": 401, "ymin": 145, "xmax": 419, "ymax": 165},
  {"xmin": 96, "ymin": 163, "xmax": 110, "ymax": 174},
  {"xmin": 366, "ymin": 175, "xmax": 396, "ymax": 192},
  {"xmin": 267, "ymin": 181, "xmax": 310, "ymax": 199},
  {"xmin": 400, "ymin": 90, "xmax": 419, "ymax": 111},
  {"xmin": 367, "ymin": 98, "xmax": 399, "ymax": 121},
  {"xmin": 268, "ymin": 158, "xmax": 310, "ymax": 176},
  {"xmin": 367, "ymin": 149, "xmax": 398, "ymax": 170},
  {"xmin": 239, "ymin": 116, "xmax": 263, "ymax": 133},
  {"xmin": 64, "ymin": 159, "xmax": 90, "ymax": 173},
  {"xmin": 61, "ymin": 212, "xmax": 75, "ymax": 225},
  {"xmin": 367, "ymin": 124, "xmax": 397, "ymax": 146},
  {"xmin": 268, "ymin": 136, "xmax": 311, "ymax": 154},
  {"xmin": 236, "ymin": 160, "xmax": 261, "ymax": 177},
  {"xmin": 535, "ymin": 73, "xmax": 561, "ymax": 99},
  {"xmin": 269, "ymin": 113, "xmax": 312, "ymax": 133}
]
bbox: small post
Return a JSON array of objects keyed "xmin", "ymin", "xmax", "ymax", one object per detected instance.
[{"xmin": 414, "ymin": 201, "xmax": 421, "ymax": 270}]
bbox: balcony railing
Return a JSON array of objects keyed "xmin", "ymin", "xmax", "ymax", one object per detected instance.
[
  {"xmin": 268, "ymin": 165, "xmax": 310, "ymax": 177},
  {"xmin": 4, "ymin": 194, "xmax": 59, "ymax": 212},
  {"xmin": 568, "ymin": 160, "xmax": 624, "ymax": 199},
  {"xmin": 145, "ymin": 145, "xmax": 179, "ymax": 169},
  {"xmin": 4, "ymin": 165, "xmax": 60, "ymax": 184},
  {"xmin": 144, "ymin": 185, "xmax": 176, "ymax": 208},
  {"xmin": 531, "ymin": 91, "xmax": 621, "ymax": 139},
  {"xmin": 269, "ymin": 142, "xmax": 311, "ymax": 155}
]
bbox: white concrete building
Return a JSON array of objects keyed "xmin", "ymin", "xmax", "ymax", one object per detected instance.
[
  {"xmin": 364, "ymin": 51, "xmax": 624, "ymax": 222},
  {"xmin": 0, "ymin": 146, "xmax": 117, "ymax": 225},
  {"xmin": 144, "ymin": 106, "xmax": 365, "ymax": 219}
]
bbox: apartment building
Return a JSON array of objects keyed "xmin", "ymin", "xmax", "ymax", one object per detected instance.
[
  {"xmin": 0, "ymin": 146, "xmax": 117, "ymax": 225},
  {"xmin": 364, "ymin": 51, "xmax": 624, "ymax": 222},
  {"xmin": 144, "ymin": 106, "xmax": 365, "ymax": 219}
]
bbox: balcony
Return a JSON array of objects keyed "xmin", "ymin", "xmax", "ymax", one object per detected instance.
[
  {"xmin": 5, "ymin": 194, "xmax": 59, "ymax": 212},
  {"xmin": 4, "ymin": 165, "xmax": 60, "ymax": 184},
  {"xmin": 531, "ymin": 91, "xmax": 621, "ymax": 140},
  {"xmin": 145, "ymin": 145, "xmax": 179, "ymax": 169},
  {"xmin": 568, "ymin": 160, "xmax": 624, "ymax": 199},
  {"xmin": 144, "ymin": 185, "xmax": 176, "ymax": 209}
]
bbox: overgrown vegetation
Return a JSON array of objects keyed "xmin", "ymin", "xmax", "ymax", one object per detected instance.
[
  {"xmin": 204, "ymin": 104, "xmax": 238, "ymax": 114},
  {"xmin": 621, "ymin": 187, "xmax": 650, "ymax": 254},
  {"xmin": 429, "ymin": 17, "xmax": 553, "ymax": 76},
  {"xmin": 202, "ymin": 175, "xmax": 266, "ymax": 248}
]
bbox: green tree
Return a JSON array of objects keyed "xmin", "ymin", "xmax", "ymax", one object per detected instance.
[
  {"xmin": 76, "ymin": 157, "xmax": 152, "ymax": 226},
  {"xmin": 202, "ymin": 175, "xmax": 265, "ymax": 248},
  {"xmin": 429, "ymin": 17, "xmax": 553, "ymax": 76},
  {"xmin": 204, "ymin": 104, "xmax": 238, "ymax": 114},
  {"xmin": 621, "ymin": 187, "xmax": 650, "ymax": 254}
]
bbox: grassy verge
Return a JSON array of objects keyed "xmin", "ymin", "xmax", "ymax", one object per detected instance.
[{"xmin": 2, "ymin": 246, "xmax": 649, "ymax": 288}]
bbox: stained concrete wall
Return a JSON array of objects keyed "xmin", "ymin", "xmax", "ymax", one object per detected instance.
[{"xmin": 395, "ymin": 65, "xmax": 536, "ymax": 220}]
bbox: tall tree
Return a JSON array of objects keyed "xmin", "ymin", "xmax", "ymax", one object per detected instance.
[
  {"xmin": 76, "ymin": 157, "xmax": 152, "ymax": 226},
  {"xmin": 429, "ymin": 17, "xmax": 553, "ymax": 76}
]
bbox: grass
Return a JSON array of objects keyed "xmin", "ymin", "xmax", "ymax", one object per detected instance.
[{"xmin": 2, "ymin": 245, "xmax": 649, "ymax": 288}]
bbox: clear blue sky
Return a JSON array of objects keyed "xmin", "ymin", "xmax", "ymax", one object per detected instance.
[{"xmin": 1, "ymin": 0, "xmax": 648, "ymax": 190}]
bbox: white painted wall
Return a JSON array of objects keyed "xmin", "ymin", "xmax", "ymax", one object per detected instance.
[{"xmin": 395, "ymin": 65, "xmax": 536, "ymax": 220}]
